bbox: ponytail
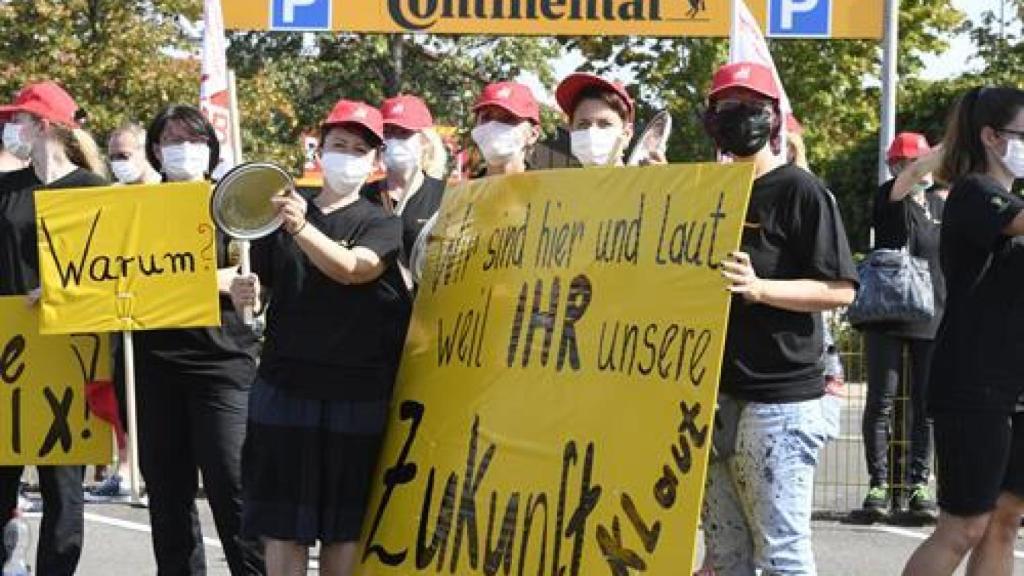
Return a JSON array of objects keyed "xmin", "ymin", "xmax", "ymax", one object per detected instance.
[
  {"xmin": 52, "ymin": 124, "xmax": 108, "ymax": 180},
  {"xmin": 939, "ymin": 86, "xmax": 1024, "ymax": 183},
  {"xmin": 421, "ymin": 127, "xmax": 448, "ymax": 180}
]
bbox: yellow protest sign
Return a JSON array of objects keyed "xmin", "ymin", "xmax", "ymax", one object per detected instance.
[
  {"xmin": 0, "ymin": 298, "xmax": 114, "ymax": 465},
  {"xmin": 358, "ymin": 163, "xmax": 754, "ymax": 575},
  {"xmin": 222, "ymin": 0, "xmax": 882, "ymax": 39},
  {"xmin": 35, "ymin": 183, "xmax": 221, "ymax": 335}
]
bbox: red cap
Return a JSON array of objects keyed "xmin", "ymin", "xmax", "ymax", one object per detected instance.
[
  {"xmin": 0, "ymin": 81, "xmax": 80, "ymax": 127},
  {"xmin": 381, "ymin": 95, "xmax": 434, "ymax": 131},
  {"xmin": 887, "ymin": 132, "xmax": 930, "ymax": 162},
  {"xmin": 322, "ymin": 100, "xmax": 384, "ymax": 142},
  {"xmin": 709, "ymin": 62, "xmax": 780, "ymax": 102},
  {"xmin": 785, "ymin": 114, "xmax": 804, "ymax": 135},
  {"xmin": 473, "ymin": 81, "xmax": 540, "ymax": 124},
  {"xmin": 555, "ymin": 73, "xmax": 634, "ymax": 121}
]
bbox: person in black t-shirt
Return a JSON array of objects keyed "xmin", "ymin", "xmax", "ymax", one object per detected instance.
[
  {"xmin": 135, "ymin": 105, "xmax": 265, "ymax": 576},
  {"xmin": 903, "ymin": 87, "xmax": 1024, "ymax": 576},
  {"xmin": 858, "ymin": 132, "xmax": 946, "ymax": 520},
  {"xmin": 230, "ymin": 100, "xmax": 410, "ymax": 576},
  {"xmin": 368, "ymin": 95, "xmax": 445, "ymax": 286},
  {"xmin": 0, "ymin": 80, "xmax": 109, "ymax": 576},
  {"xmin": 697, "ymin": 62, "xmax": 858, "ymax": 576}
]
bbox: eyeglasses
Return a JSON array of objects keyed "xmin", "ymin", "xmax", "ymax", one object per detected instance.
[
  {"xmin": 159, "ymin": 135, "xmax": 209, "ymax": 146},
  {"xmin": 711, "ymin": 99, "xmax": 773, "ymax": 115},
  {"xmin": 997, "ymin": 128, "xmax": 1024, "ymax": 140}
]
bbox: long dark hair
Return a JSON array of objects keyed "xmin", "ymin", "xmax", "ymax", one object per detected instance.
[
  {"xmin": 939, "ymin": 86, "xmax": 1024, "ymax": 183},
  {"xmin": 145, "ymin": 105, "xmax": 220, "ymax": 177}
]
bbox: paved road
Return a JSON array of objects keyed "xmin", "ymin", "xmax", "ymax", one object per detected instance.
[{"xmin": 18, "ymin": 499, "xmax": 1024, "ymax": 575}]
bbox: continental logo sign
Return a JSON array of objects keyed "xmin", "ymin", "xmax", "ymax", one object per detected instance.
[{"xmin": 222, "ymin": 0, "xmax": 882, "ymax": 39}]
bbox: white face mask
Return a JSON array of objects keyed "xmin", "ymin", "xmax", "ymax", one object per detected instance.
[
  {"xmin": 322, "ymin": 151, "xmax": 374, "ymax": 193},
  {"xmin": 161, "ymin": 143, "xmax": 210, "ymax": 181},
  {"xmin": 110, "ymin": 159, "xmax": 143, "ymax": 184},
  {"xmin": 471, "ymin": 121, "xmax": 526, "ymax": 165},
  {"xmin": 1001, "ymin": 137, "xmax": 1024, "ymax": 179},
  {"xmin": 2, "ymin": 122, "xmax": 33, "ymax": 160},
  {"xmin": 570, "ymin": 127, "xmax": 622, "ymax": 167},
  {"xmin": 384, "ymin": 136, "xmax": 422, "ymax": 175}
]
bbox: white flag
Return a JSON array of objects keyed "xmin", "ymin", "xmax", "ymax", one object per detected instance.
[{"xmin": 201, "ymin": 0, "xmax": 239, "ymax": 178}]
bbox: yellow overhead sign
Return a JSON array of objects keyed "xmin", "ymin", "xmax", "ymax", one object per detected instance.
[
  {"xmin": 357, "ymin": 163, "xmax": 755, "ymax": 575},
  {"xmin": 222, "ymin": 0, "xmax": 882, "ymax": 39}
]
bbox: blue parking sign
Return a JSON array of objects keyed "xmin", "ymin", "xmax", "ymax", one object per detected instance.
[
  {"xmin": 270, "ymin": 0, "xmax": 331, "ymax": 30},
  {"xmin": 768, "ymin": 0, "xmax": 830, "ymax": 38}
]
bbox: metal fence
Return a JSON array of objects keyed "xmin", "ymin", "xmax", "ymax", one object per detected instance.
[{"xmin": 813, "ymin": 319, "xmax": 929, "ymax": 518}]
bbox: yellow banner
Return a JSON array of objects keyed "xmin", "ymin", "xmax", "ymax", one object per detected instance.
[
  {"xmin": 0, "ymin": 298, "xmax": 114, "ymax": 465},
  {"xmin": 222, "ymin": 0, "xmax": 882, "ymax": 39},
  {"xmin": 358, "ymin": 163, "xmax": 754, "ymax": 575},
  {"xmin": 35, "ymin": 183, "xmax": 221, "ymax": 335}
]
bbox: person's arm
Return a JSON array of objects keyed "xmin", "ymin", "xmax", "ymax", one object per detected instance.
[
  {"xmin": 891, "ymin": 145, "xmax": 943, "ymax": 202},
  {"xmin": 1003, "ymin": 210, "xmax": 1024, "ymax": 236},
  {"xmin": 721, "ymin": 251, "xmax": 856, "ymax": 313},
  {"xmin": 273, "ymin": 191, "xmax": 388, "ymax": 285},
  {"xmin": 292, "ymin": 227, "xmax": 386, "ymax": 285}
]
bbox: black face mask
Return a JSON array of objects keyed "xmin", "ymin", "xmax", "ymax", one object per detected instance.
[{"xmin": 706, "ymin": 104, "xmax": 774, "ymax": 157}]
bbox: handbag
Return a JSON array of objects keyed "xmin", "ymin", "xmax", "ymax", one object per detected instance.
[{"xmin": 847, "ymin": 200, "xmax": 935, "ymax": 326}]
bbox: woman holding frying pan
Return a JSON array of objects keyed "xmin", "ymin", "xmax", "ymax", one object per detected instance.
[{"xmin": 230, "ymin": 100, "xmax": 410, "ymax": 576}]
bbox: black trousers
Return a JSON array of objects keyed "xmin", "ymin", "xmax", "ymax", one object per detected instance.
[
  {"xmin": 0, "ymin": 465, "xmax": 84, "ymax": 575},
  {"xmin": 136, "ymin": 360, "xmax": 265, "ymax": 576},
  {"xmin": 862, "ymin": 331, "xmax": 934, "ymax": 487}
]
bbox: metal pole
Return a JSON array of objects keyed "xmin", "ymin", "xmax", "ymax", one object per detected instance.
[
  {"xmin": 878, "ymin": 0, "xmax": 899, "ymax": 186},
  {"xmin": 228, "ymin": 69, "xmax": 243, "ymax": 163},
  {"xmin": 123, "ymin": 330, "xmax": 142, "ymax": 504}
]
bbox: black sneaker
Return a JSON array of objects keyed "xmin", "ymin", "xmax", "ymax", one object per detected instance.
[
  {"xmin": 861, "ymin": 484, "xmax": 890, "ymax": 520},
  {"xmin": 907, "ymin": 484, "xmax": 938, "ymax": 521}
]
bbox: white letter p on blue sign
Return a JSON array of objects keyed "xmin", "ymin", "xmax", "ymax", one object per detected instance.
[
  {"xmin": 768, "ymin": 0, "xmax": 829, "ymax": 37},
  {"xmin": 271, "ymin": 0, "xmax": 331, "ymax": 30}
]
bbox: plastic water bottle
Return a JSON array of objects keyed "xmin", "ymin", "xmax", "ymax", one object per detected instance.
[{"xmin": 2, "ymin": 510, "xmax": 30, "ymax": 576}]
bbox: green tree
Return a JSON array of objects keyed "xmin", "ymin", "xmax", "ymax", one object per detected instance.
[
  {"xmin": 562, "ymin": 0, "xmax": 964, "ymax": 251},
  {"xmin": 0, "ymin": 0, "xmax": 203, "ymax": 138},
  {"xmin": 227, "ymin": 33, "xmax": 562, "ymax": 170}
]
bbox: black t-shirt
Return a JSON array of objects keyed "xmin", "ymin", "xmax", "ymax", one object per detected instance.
[
  {"xmin": 929, "ymin": 173, "xmax": 1024, "ymax": 415},
  {"xmin": 252, "ymin": 194, "xmax": 412, "ymax": 400},
  {"xmin": 721, "ymin": 164, "xmax": 859, "ymax": 403},
  {"xmin": 0, "ymin": 167, "xmax": 99, "ymax": 296},
  {"xmin": 365, "ymin": 175, "xmax": 446, "ymax": 266},
  {"xmin": 869, "ymin": 180, "xmax": 947, "ymax": 340}
]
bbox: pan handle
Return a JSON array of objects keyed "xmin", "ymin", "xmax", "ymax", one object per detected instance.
[{"xmin": 237, "ymin": 240, "xmax": 254, "ymax": 326}]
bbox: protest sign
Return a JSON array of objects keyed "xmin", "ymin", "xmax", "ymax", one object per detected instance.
[
  {"xmin": 359, "ymin": 163, "xmax": 754, "ymax": 574},
  {"xmin": 0, "ymin": 298, "xmax": 114, "ymax": 465},
  {"xmin": 35, "ymin": 182, "xmax": 221, "ymax": 334}
]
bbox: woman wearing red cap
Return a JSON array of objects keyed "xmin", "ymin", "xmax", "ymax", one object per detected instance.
[
  {"xmin": 373, "ymin": 95, "xmax": 446, "ymax": 286},
  {"xmin": 902, "ymin": 87, "xmax": 1024, "ymax": 576},
  {"xmin": 230, "ymin": 99, "xmax": 410, "ymax": 576},
  {"xmin": 555, "ymin": 72, "xmax": 635, "ymax": 167},
  {"xmin": 470, "ymin": 81, "xmax": 541, "ymax": 177},
  {"xmin": 699, "ymin": 62, "xmax": 858, "ymax": 576},
  {"xmin": 0, "ymin": 80, "xmax": 108, "ymax": 576},
  {"xmin": 407, "ymin": 81, "xmax": 540, "ymax": 282},
  {"xmin": 137, "ymin": 104, "xmax": 264, "ymax": 575},
  {"xmin": 857, "ymin": 132, "xmax": 945, "ymax": 522}
]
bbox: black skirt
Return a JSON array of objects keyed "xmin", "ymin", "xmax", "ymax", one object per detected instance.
[{"xmin": 241, "ymin": 376, "xmax": 389, "ymax": 544}]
